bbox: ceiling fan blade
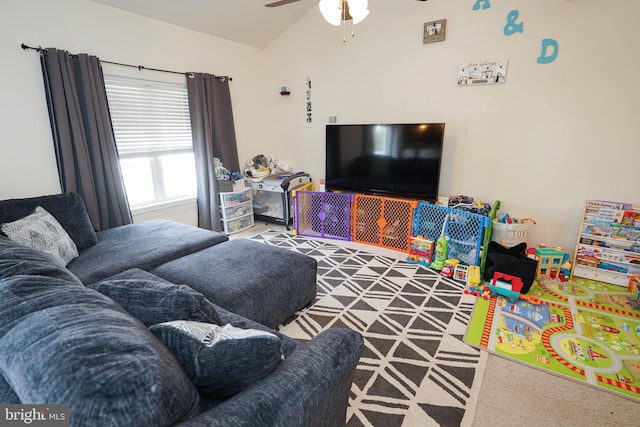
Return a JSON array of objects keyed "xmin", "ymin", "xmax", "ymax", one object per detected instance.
[{"xmin": 265, "ymin": 0, "xmax": 302, "ymax": 7}]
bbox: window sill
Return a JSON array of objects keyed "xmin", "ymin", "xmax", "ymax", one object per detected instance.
[{"xmin": 130, "ymin": 196, "xmax": 197, "ymax": 215}]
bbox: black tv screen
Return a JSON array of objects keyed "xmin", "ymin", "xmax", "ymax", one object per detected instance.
[{"xmin": 325, "ymin": 123, "xmax": 445, "ymax": 202}]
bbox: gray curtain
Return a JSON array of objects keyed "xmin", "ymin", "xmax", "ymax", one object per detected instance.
[
  {"xmin": 186, "ymin": 73, "xmax": 240, "ymax": 231},
  {"xmin": 40, "ymin": 48, "xmax": 132, "ymax": 231}
]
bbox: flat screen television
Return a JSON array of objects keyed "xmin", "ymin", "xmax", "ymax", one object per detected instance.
[{"xmin": 325, "ymin": 123, "xmax": 445, "ymax": 202}]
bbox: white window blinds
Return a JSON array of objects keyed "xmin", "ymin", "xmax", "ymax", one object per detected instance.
[{"xmin": 104, "ymin": 75, "xmax": 193, "ymax": 156}]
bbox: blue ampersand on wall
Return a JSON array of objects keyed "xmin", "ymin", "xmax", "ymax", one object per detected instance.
[
  {"xmin": 504, "ymin": 10, "xmax": 524, "ymax": 36},
  {"xmin": 472, "ymin": 2, "xmax": 559, "ymax": 64}
]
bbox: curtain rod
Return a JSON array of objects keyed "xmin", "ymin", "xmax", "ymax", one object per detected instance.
[{"xmin": 21, "ymin": 43, "xmax": 232, "ymax": 81}]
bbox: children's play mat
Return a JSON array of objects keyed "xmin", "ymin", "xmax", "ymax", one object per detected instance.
[{"xmin": 465, "ymin": 277, "xmax": 640, "ymax": 402}]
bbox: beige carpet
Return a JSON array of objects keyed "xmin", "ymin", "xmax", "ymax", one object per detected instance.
[{"xmin": 473, "ymin": 355, "xmax": 639, "ymax": 426}]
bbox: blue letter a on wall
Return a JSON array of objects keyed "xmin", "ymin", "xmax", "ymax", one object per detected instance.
[
  {"xmin": 537, "ymin": 38, "xmax": 559, "ymax": 64},
  {"xmin": 472, "ymin": 0, "xmax": 491, "ymax": 11}
]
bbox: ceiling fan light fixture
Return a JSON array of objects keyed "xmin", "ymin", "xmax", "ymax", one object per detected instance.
[
  {"xmin": 347, "ymin": 0, "xmax": 369, "ymax": 24},
  {"xmin": 350, "ymin": 8, "xmax": 369, "ymax": 25},
  {"xmin": 319, "ymin": 0, "xmax": 369, "ymax": 26},
  {"xmin": 319, "ymin": 0, "xmax": 342, "ymax": 26}
]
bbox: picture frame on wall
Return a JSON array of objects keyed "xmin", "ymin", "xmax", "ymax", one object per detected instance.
[
  {"xmin": 305, "ymin": 76, "xmax": 312, "ymax": 126},
  {"xmin": 423, "ymin": 19, "xmax": 446, "ymax": 44}
]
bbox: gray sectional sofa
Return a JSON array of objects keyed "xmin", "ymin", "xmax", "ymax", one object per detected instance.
[{"xmin": 0, "ymin": 192, "xmax": 363, "ymax": 426}]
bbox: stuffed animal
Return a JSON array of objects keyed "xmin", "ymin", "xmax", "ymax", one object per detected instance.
[
  {"xmin": 244, "ymin": 155, "xmax": 271, "ymax": 180},
  {"xmin": 214, "ymin": 157, "xmax": 243, "ymax": 182},
  {"xmin": 244, "ymin": 154, "xmax": 294, "ymax": 181},
  {"xmin": 214, "ymin": 157, "xmax": 232, "ymax": 180},
  {"xmin": 276, "ymin": 160, "xmax": 293, "ymax": 173}
]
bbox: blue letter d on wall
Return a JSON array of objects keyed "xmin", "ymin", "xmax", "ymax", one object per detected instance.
[{"xmin": 537, "ymin": 38, "xmax": 559, "ymax": 64}]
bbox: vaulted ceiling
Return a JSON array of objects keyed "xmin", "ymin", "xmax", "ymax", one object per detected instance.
[{"xmin": 89, "ymin": 0, "xmax": 318, "ymax": 49}]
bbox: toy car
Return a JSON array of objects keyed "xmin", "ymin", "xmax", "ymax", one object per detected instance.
[{"xmin": 488, "ymin": 272, "xmax": 541, "ymax": 304}]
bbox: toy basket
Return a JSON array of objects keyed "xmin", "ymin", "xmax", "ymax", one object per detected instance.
[{"xmin": 491, "ymin": 221, "xmax": 531, "ymax": 248}]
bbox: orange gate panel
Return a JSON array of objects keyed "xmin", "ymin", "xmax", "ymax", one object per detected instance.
[{"xmin": 351, "ymin": 194, "xmax": 417, "ymax": 252}]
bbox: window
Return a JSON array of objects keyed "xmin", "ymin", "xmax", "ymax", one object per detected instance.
[
  {"xmin": 103, "ymin": 68, "xmax": 197, "ymax": 209},
  {"xmin": 373, "ymin": 124, "xmax": 391, "ymax": 155}
]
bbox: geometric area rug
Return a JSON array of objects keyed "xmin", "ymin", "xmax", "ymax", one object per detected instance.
[{"xmin": 251, "ymin": 232, "xmax": 487, "ymax": 427}]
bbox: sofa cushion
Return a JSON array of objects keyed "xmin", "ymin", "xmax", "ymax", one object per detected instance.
[
  {"xmin": 97, "ymin": 272, "xmax": 300, "ymax": 358},
  {"xmin": 0, "ymin": 274, "xmax": 202, "ymax": 426},
  {"xmin": 151, "ymin": 238, "xmax": 317, "ymax": 328},
  {"xmin": 1, "ymin": 206, "xmax": 79, "ymax": 266},
  {"xmin": 150, "ymin": 321, "xmax": 284, "ymax": 398},
  {"xmin": 0, "ymin": 374, "xmax": 19, "ymax": 404},
  {"xmin": 67, "ymin": 219, "xmax": 229, "ymax": 285},
  {"xmin": 0, "ymin": 192, "xmax": 97, "ymax": 250},
  {"xmin": 96, "ymin": 278, "xmax": 223, "ymax": 327},
  {"xmin": 0, "ymin": 236, "xmax": 83, "ymax": 285},
  {"xmin": 94, "ymin": 267, "xmax": 173, "ymax": 283}
]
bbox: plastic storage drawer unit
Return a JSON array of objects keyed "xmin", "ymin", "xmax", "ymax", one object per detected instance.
[{"xmin": 219, "ymin": 187, "xmax": 254, "ymax": 234}]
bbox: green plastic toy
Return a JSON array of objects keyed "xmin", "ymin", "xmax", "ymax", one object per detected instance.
[{"xmin": 430, "ymin": 236, "xmax": 448, "ymax": 271}]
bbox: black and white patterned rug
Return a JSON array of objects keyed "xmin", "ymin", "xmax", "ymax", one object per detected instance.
[{"xmin": 251, "ymin": 232, "xmax": 486, "ymax": 427}]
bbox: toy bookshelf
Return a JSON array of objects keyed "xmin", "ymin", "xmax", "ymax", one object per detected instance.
[{"xmin": 571, "ymin": 199, "xmax": 640, "ymax": 286}]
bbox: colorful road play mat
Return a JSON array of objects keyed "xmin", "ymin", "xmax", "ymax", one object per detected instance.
[{"xmin": 465, "ymin": 277, "xmax": 640, "ymax": 402}]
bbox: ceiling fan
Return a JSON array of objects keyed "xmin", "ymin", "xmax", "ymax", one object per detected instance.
[
  {"xmin": 265, "ymin": 0, "xmax": 428, "ymax": 40},
  {"xmin": 266, "ymin": 0, "xmax": 427, "ymax": 7},
  {"xmin": 265, "ymin": 0, "xmax": 303, "ymax": 7}
]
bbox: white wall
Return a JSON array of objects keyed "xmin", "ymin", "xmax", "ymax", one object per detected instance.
[
  {"xmin": 260, "ymin": 0, "xmax": 640, "ymax": 254},
  {"xmin": 1, "ymin": 0, "xmax": 638, "ymax": 256},
  {"xmin": 0, "ymin": 0, "xmax": 266, "ymax": 215}
]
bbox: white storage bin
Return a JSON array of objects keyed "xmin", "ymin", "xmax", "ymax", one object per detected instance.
[
  {"xmin": 219, "ymin": 188, "xmax": 254, "ymax": 234},
  {"xmin": 221, "ymin": 213, "xmax": 254, "ymax": 234},
  {"xmin": 220, "ymin": 201, "xmax": 253, "ymax": 220},
  {"xmin": 219, "ymin": 188, "xmax": 252, "ymax": 207}
]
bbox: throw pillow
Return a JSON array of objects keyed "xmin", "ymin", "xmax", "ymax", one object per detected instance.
[
  {"xmin": 150, "ymin": 321, "xmax": 284, "ymax": 398},
  {"xmin": 0, "ymin": 192, "xmax": 98, "ymax": 250},
  {"xmin": 1, "ymin": 206, "xmax": 78, "ymax": 266},
  {"xmin": 96, "ymin": 279, "xmax": 223, "ymax": 327}
]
